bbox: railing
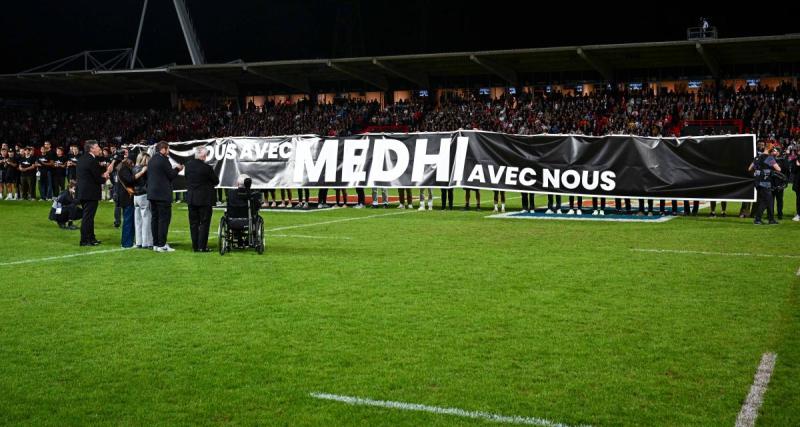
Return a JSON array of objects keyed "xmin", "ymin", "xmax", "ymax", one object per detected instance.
[{"xmin": 687, "ymin": 26, "xmax": 718, "ymax": 40}]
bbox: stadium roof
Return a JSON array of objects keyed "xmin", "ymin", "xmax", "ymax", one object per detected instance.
[{"xmin": 1, "ymin": 34, "xmax": 799, "ymax": 96}]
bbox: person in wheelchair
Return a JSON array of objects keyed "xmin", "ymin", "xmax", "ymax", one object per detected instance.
[{"xmin": 219, "ymin": 174, "xmax": 265, "ymax": 254}]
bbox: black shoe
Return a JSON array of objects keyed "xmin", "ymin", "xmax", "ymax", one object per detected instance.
[
  {"xmin": 754, "ymin": 220, "xmax": 763, "ymax": 225},
  {"xmin": 461, "ymin": 206, "xmax": 470, "ymax": 211},
  {"xmin": 197, "ymin": 248, "xmax": 212, "ymax": 252},
  {"xmin": 58, "ymin": 223, "xmax": 67, "ymax": 229},
  {"xmin": 777, "ymin": 215, "xmax": 783, "ymax": 220},
  {"xmin": 91, "ymin": 240, "xmax": 102, "ymax": 245},
  {"xmin": 67, "ymin": 225, "xmax": 78, "ymax": 230},
  {"xmin": 113, "ymin": 222, "xmax": 120, "ymax": 228},
  {"xmin": 768, "ymin": 220, "xmax": 779, "ymax": 225},
  {"xmin": 80, "ymin": 241, "xmax": 100, "ymax": 246}
]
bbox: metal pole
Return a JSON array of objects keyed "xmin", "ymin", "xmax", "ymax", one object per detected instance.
[{"xmin": 131, "ymin": 0, "xmax": 148, "ymax": 69}]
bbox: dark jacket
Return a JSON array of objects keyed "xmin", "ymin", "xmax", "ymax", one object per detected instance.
[
  {"xmin": 132, "ymin": 164, "xmax": 147, "ymax": 196},
  {"xmin": 146, "ymin": 153, "xmax": 180, "ymax": 202},
  {"xmin": 76, "ymin": 153, "xmax": 105, "ymax": 201},
  {"xmin": 184, "ymin": 158, "xmax": 219, "ymax": 206},
  {"xmin": 116, "ymin": 166, "xmax": 135, "ymax": 208}
]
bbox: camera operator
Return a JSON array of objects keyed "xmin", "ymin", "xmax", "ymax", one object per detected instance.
[
  {"xmin": 748, "ymin": 146, "xmax": 782, "ymax": 225},
  {"xmin": 49, "ymin": 180, "xmax": 82, "ymax": 230},
  {"xmin": 771, "ymin": 147, "xmax": 790, "ymax": 220}
]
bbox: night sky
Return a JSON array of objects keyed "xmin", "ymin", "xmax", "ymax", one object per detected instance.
[{"xmin": 0, "ymin": 1, "xmax": 797, "ymax": 74}]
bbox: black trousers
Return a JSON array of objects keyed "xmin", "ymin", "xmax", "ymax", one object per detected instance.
[
  {"xmin": 355, "ymin": 188, "xmax": 365, "ymax": 205},
  {"xmin": 569, "ymin": 196, "xmax": 583, "ymax": 209},
  {"xmin": 638, "ymin": 199, "xmax": 654, "ymax": 212},
  {"xmin": 297, "ymin": 188, "xmax": 310, "ymax": 203},
  {"xmin": 547, "ymin": 194, "xmax": 562, "ymax": 210},
  {"xmin": 80, "ymin": 200, "xmax": 98, "ymax": 244},
  {"xmin": 773, "ymin": 189, "xmax": 784, "ymax": 217},
  {"xmin": 52, "ymin": 174, "xmax": 65, "ymax": 197},
  {"xmin": 592, "ymin": 197, "xmax": 606, "ymax": 210},
  {"xmin": 150, "ymin": 200, "xmax": 172, "ymax": 247},
  {"xmin": 614, "ymin": 198, "xmax": 631, "ymax": 213},
  {"xmin": 754, "ymin": 187, "xmax": 774, "ymax": 222},
  {"xmin": 521, "ymin": 193, "xmax": 534, "ymax": 211},
  {"xmin": 398, "ymin": 188, "xmax": 413, "ymax": 205},
  {"xmin": 188, "ymin": 204, "xmax": 212, "ymax": 251},
  {"xmin": 318, "ymin": 188, "xmax": 328, "ymax": 205},
  {"xmin": 710, "ymin": 201, "xmax": 727, "ymax": 212},
  {"xmin": 440, "ymin": 189, "xmax": 454, "ymax": 209}
]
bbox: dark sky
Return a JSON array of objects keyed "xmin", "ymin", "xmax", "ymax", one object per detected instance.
[{"xmin": 0, "ymin": 1, "xmax": 797, "ymax": 74}]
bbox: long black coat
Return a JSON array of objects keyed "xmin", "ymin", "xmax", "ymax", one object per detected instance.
[
  {"xmin": 184, "ymin": 159, "xmax": 219, "ymax": 207},
  {"xmin": 146, "ymin": 153, "xmax": 180, "ymax": 202},
  {"xmin": 76, "ymin": 153, "xmax": 104, "ymax": 201}
]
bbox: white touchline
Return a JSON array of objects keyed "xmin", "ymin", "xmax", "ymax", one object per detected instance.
[
  {"xmin": 267, "ymin": 211, "xmax": 412, "ymax": 232},
  {"xmin": 309, "ymin": 392, "xmax": 591, "ymax": 427},
  {"xmin": 631, "ymin": 248, "xmax": 800, "ymax": 259},
  {"xmin": 735, "ymin": 353, "xmax": 777, "ymax": 427},
  {"xmin": 270, "ymin": 234, "xmax": 352, "ymax": 240},
  {"xmin": 0, "ymin": 248, "xmax": 131, "ymax": 267}
]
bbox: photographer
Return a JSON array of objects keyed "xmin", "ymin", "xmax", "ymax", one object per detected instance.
[
  {"xmin": 749, "ymin": 146, "xmax": 782, "ymax": 225},
  {"xmin": 49, "ymin": 180, "xmax": 82, "ymax": 230}
]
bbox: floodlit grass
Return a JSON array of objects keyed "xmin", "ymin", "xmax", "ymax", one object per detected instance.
[{"xmin": 0, "ymin": 190, "xmax": 798, "ymax": 426}]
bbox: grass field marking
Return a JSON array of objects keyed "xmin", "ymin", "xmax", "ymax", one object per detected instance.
[
  {"xmin": 796, "ymin": 266, "xmax": 800, "ymax": 277},
  {"xmin": 0, "ymin": 247, "xmax": 130, "ymax": 267},
  {"xmin": 309, "ymin": 392, "xmax": 591, "ymax": 427},
  {"xmin": 267, "ymin": 210, "xmax": 413, "ymax": 232},
  {"xmin": 631, "ymin": 248, "xmax": 800, "ymax": 259},
  {"xmin": 734, "ymin": 353, "xmax": 777, "ymax": 427},
  {"xmin": 270, "ymin": 234, "xmax": 352, "ymax": 240}
]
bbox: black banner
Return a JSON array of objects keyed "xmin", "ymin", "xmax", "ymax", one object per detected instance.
[{"xmin": 130, "ymin": 131, "xmax": 756, "ymax": 201}]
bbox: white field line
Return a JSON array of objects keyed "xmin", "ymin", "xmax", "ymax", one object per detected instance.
[
  {"xmin": 270, "ymin": 234, "xmax": 352, "ymax": 240},
  {"xmin": 0, "ymin": 248, "xmax": 130, "ymax": 267},
  {"xmin": 267, "ymin": 211, "xmax": 413, "ymax": 232},
  {"xmin": 796, "ymin": 266, "xmax": 800, "ymax": 277},
  {"xmin": 310, "ymin": 392, "xmax": 590, "ymax": 427},
  {"xmin": 734, "ymin": 353, "xmax": 777, "ymax": 427},
  {"xmin": 631, "ymin": 248, "xmax": 800, "ymax": 259}
]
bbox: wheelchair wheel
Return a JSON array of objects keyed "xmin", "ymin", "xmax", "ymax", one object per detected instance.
[
  {"xmin": 218, "ymin": 216, "xmax": 228, "ymax": 255},
  {"xmin": 255, "ymin": 216, "xmax": 265, "ymax": 255}
]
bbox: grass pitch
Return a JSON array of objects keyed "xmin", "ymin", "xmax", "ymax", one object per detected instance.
[{"xmin": 0, "ymin": 190, "xmax": 798, "ymax": 426}]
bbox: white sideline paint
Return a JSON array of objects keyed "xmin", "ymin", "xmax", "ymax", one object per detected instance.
[
  {"xmin": 270, "ymin": 234, "xmax": 352, "ymax": 240},
  {"xmin": 309, "ymin": 392, "xmax": 590, "ymax": 427},
  {"xmin": 631, "ymin": 248, "xmax": 800, "ymax": 259},
  {"xmin": 267, "ymin": 211, "xmax": 412, "ymax": 232},
  {"xmin": 0, "ymin": 248, "xmax": 130, "ymax": 267},
  {"xmin": 734, "ymin": 353, "xmax": 777, "ymax": 427}
]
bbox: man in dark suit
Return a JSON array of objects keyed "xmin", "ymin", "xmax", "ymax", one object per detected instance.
[
  {"xmin": 146, "ymin": 141, "xmax": 183, "ymax": 252},
  {"xmin": 184, "ymin": 147, "xmax": 219, "ymax": 252},
  {"xmin": 76, "ymin": 141, "xmax": 109, "ymax": 246}
]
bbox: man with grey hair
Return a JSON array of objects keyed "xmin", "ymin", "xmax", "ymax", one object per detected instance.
[{"xmin": 184, "ymin": 146, "xmax": 218, "ymax": 252}]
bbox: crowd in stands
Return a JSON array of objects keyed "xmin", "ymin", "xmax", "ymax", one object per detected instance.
[{"xmin": 1, "ymin": 84, "xmax": 798, "ymax": 151}]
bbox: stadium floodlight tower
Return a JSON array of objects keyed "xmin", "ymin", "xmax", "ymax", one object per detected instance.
[{"xmin": 130, "ymin": 0, "xmax": 206, "ymax": 69}]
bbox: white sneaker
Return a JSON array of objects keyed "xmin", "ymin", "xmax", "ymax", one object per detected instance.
[
  {"xmin": 153, "ymin": 246, "xmax": 163, "ymax": 252},
  {"xmin": 592, "ymin": 210, "xmax": 598, "ymax": 216},
  {"xmin": 407, "ymin": 204, "xmax": 413, "ymax": 209},
  {"xmin": 162, "ymin": 244, "xmax": 175, "ymax": 252},
  {"xmin": 599, "ymin": 210, "xmax": 605, "ymax": 216},
  {"xmin": 553, "ymin": 209, "xmax": 561, "ymax": 214},
  {"xmin": 793, "ymin": 215, "xmax": 800, "ymax": 222},
  {"xmin": 354, "ymin": 204, "xmax": 364, "ymax": 209},
  {"xmin": 418, "ymin": 205, "xmax": 426, "ymax": 211},
  {"xmin": 427, "ymin": 202, "xmax": 433, "ymax": 210},
  {"xmin": 566, "ymin": 209, "xmax": 574, "ymax": 215},
  {"xmin": 278, "ymin": 202, "xmax": 285, "ymax": 208},
  {"xmin": 398, "ymin": 204, "xmax": 405, "ymax": 209},
  {"xmin": 575, "ymin": 209, "xmax": 582, "ymax": 215},
  {"xmin": 523, "ymin": 209, "xmax": 530, "ymax": 213},
  {"xmin": 500, "ymin": 206, "xmax": 505, "ymax": 213},
  {"xmin": 545, "ymin": 209, "xmax": 553, "ymax": 214},
  {"xmin": 493, "ymin": 207, "xmax": 498, "ymax": 213}
]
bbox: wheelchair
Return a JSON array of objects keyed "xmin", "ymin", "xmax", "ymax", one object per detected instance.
[{"xmin": 218, "ymin": 183, "xmax": 265, "ymax": 255}]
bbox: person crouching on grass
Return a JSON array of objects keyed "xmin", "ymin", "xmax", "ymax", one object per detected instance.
[{"xmin": 49, "ymin": 180, "xmax": 82, "ymax": 230}]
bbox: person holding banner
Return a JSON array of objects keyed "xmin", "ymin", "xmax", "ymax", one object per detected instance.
[
  {"xmin": 440, "ymin": 188, "xmax": 453, "ymax": 210},
  {"xmin": 463, "ymin": 189, "xmax": 480, "ymax": 210},
  {"xmin": 520, "ymin": 192, "xmax": 534, "ymax": 213},
  {"xmin": 493, "ymin": 190, "xmax": 505, "ymax": 213},
  {"xmin": 372, "ymin": 187, "xmax": 389, "ymax": 208},
  {"xmin": 419, "ymin": 188, "xmax": 433, "ymax": 211}
]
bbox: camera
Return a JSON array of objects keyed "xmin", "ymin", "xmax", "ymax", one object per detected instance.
[{"xmin": 111, "ymin": 150, "xmax": 125, "ymax": 163}]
